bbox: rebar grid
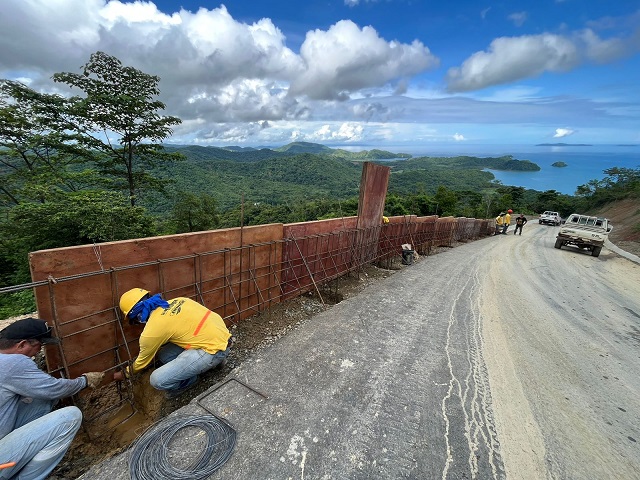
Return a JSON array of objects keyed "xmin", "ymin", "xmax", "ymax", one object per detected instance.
[{"xmin": 1, "ymin": 217, "xmax": 492, "ymax": 433}]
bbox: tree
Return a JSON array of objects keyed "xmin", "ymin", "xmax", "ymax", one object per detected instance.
[
  {"xmin": 52, "ymin": 52, "xmax": 183, "ymax": 206},
  {"xmin": 0, "ymin": 191, "xmax": 156, "ymax": 284},
  {"xmin": 169, "ymin": 193, "xmax": 220, "ymax": 233},
  {"xmin": 0, "ymin": 80, "xmax": 97, "ymax": 206},
  {"xmin": 433, "ymin": 186, "xmax": 458, "ymax": 216}
]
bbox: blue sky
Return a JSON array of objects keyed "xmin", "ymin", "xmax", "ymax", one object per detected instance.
[{"xmin": 0, "ymin": 0, "xmax": 639, "ymax": 148}]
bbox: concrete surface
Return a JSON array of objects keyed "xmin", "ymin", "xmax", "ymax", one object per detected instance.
[{"xmin": 80, "ymin": 224, "xmax": 640, "ymax": 480}]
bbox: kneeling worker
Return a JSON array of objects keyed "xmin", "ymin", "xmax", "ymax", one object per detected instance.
[
  {"xmin": 0, "ymin": 318, "xmax": 103, "ymax": 479},
  {"xmin": 113, "ymin": 289, "xmax": 231, "ymax": 397}
]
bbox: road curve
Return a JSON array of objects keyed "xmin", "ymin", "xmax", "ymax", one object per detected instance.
[{"xmin": 481, "ymin": 222, "xmax": 640, "ymax": 480}]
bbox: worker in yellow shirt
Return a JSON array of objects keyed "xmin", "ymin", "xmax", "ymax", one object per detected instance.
[
  {"xmin": 502, "ymin": 209, "xmax": 512, "ymax": 234},
  {"xmin": 495, "ymin": 213, "xmax": 505, "ymax": 235},
  {"xmin": 113, "ymin": 288, "xmax": 231, "ymax": 397}
]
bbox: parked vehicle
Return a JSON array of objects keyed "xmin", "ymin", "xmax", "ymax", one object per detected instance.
[
  {"xmin": 539, "ymin": 211, "xmax": 562, "ymax": 226},
  {"xmin": 554, "ymin": 213, "xmax": 612, "ymax": 257}
]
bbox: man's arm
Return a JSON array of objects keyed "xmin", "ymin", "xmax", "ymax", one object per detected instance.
[{"xmin": 5, "ymin": 355, "xmax": 86, "ymax": 399}]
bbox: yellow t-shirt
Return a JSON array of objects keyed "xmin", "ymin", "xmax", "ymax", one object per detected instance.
[
  {"xmin": 504, "ymin": 213, "xmax": 511, "ymax": 225},
  {"xmin": 132, "ymin": 297, "xmax": 231, "ymax": 373}
]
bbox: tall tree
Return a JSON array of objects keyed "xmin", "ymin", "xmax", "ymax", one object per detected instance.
[{"xmin": 52, "ymin": 51, "xmax": 183, "ymax": 206}]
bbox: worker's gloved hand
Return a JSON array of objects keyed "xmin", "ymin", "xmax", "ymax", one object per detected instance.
[
  {"xmin": 113, "ymin": 365, "xmax": 132, "ymax": 382},
  {"xmin": 82, "ymin": 371, "xmax": 104, "ymax": 389}
]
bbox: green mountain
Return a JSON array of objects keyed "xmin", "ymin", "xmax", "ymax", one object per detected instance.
[{"xmin": 144, "ymin": 144, "xmax": 541, "ymax": 213}]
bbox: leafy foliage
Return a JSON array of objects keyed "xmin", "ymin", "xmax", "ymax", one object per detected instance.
[
  {"xmin": 0, "ymin": 191, "xmax": 155, "ymax": 285},
  {"xmin": 0, "ymin": 80, "xmax": 99, "ymax": 206},
  {"xmin": 52, "ymin": 51, "xmax": 183, "ymax": 206},
  {"xmin": 168, "ymin": 193, "xmax": 220, "ymax": 233}
]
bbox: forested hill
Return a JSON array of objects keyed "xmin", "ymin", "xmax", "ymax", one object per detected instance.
[{"xmin": 148, "ymin": 143, "xmax": 541, "ymax": 212}]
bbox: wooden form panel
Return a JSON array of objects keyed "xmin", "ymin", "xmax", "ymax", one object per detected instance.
[
  {"xmin": 284, "ymin": 216, "xmax": 358, "ymax": 238},
  {"xmin": 31, "ymin": 224, "xmax": 284, "ymax": 378},
  {"xmin": 356, "ymin": 162, "xmax": 390, "ymax": 230}
]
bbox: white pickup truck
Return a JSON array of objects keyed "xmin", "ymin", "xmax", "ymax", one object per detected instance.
[
  {"xmin": 554, "ymin": 213, "xmax": 612, "ymax": 257},
  {"xmin": 539, "ymin": 211, "xmax": 562, "ymax": 226}
]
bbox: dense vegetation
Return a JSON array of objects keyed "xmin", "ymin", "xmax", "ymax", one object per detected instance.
[{"xmin": 1, "ymin": 53, "xmax": 638, "ymax": 318}]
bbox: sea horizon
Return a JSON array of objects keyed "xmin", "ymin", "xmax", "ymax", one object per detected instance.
[{"xmin": 340, "ymin": 143, "xmax": 640, "ymax": 195}]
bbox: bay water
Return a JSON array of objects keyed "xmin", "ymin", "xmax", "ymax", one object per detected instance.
[{"xmin": 355, "ymin": 144, "xmax": 640, "ymax": 195}]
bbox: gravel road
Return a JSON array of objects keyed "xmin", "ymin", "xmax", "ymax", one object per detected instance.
[
  {"xmin": 81, "ymin": 221, "xmax": 640, "ymax": 480},
  {"xmin": 482, "ymin": 223, "xmax": 640, "ymax": 480}
]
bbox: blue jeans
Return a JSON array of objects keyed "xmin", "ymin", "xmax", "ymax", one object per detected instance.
[
  {"xmin": 0, "ymin": 399, "xmax": 82, "ymax": 480},
  {"xmin": 149, "ymin": 343, "xmax": 229, "ymax": 391}
]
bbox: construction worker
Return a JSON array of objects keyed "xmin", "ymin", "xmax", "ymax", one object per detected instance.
[
  {"xmin": 503, "ymin": 209, "xmax": 513, "ymax": 234},
  {"xmin": 0, "ymin": 318, "xmax": 103, "ymax": 479},
  {"xmin": 113, "ymin": 288, "xmax": 231, "ymax": 398},
  {"xmin": 514, "ymin": 213, "xmax": 528, "ymax": 235},
  {"xmin": 495, "ymin": 212, "xmax": 505, "ymax": 235}
]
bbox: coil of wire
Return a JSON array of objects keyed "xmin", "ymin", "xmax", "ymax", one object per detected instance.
[{"xmin": 129, "ymin": 414, "xmax": 237, "ymax": 480}]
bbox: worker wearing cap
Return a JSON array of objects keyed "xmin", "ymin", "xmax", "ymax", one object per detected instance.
[
  {"xmin": 114, "ymin": 289, "xmax": 231, "ymax": 397},
  {"xmin": 502, "ymin": 209, "xmax": 513, "ymax": 234},
  {"xmin": 0, "ymin": 318, "xmax": 103, "ymax": 480}
]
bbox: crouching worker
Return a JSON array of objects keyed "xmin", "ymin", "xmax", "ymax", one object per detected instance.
[
  {"xmin": 0, "ymin": 318, "xmax": 104, "ymax": 480},
  {"xmin": 113, "ymin": 288, "xmax": 231, "ymax": 398}
]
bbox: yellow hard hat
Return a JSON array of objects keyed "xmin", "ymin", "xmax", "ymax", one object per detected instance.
[{"xmin": 119, "ymin": 288, "xmax": 149, "ymax": 318}]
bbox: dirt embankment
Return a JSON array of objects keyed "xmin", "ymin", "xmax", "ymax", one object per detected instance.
[{"xmin": 594, "ymin": 197, "xmax": 640, "ymax": 257}]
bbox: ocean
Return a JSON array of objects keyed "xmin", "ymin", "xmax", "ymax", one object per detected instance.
[{"xmin": 352, "ymin": 144, "xmax": 640, "ymax": 195}]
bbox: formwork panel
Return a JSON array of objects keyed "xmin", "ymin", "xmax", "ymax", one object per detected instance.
[
  {"xmin": 285, "ymin": 217, "xmax": 358, "ymax": 238},
  {"xmin": 356, "ymin": 162, "xmax": 390, "ymax": 230},
  {"xmin": 30, "ymin": 224, "xmax": 284, "ymax": 379}
]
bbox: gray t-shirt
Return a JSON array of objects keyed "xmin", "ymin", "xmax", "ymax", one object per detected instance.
[{"xmin": 0, "ymin": 353, "xmax": 86, "ymax": 439}]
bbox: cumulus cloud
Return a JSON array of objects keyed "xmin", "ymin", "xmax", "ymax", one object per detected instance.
[
  {"xmin": 446, "ymin": 34, "xmax": 579, "ymax": 92},
  {"xmin": 446, "ymin": 24, "xmax": 640, "ymax": 92},
  {"xmin": 309, "ymin": 122, "xmax": 364, "ymax": 142},
  {"xmin": 553, "ymin": 128, "xmax": 575, "ymax": 138},
  {"xmin": 453, "ymin": 133, "xmax": 466, "ymax": 141},
  {"xmin": 0, "ymin": 1, "xmax": 438, "ymax": 141},
  {"xmin": 290, "ymin": 20, "xmax": 438, "ymax": 100}
]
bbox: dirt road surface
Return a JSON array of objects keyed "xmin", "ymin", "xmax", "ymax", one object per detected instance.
[
  {"xmin": 83, "ymin": 221, "xmax": 640, "ymax": 480},
  {"xmin": 483, "ymin": 222, "xmax": 640, "ymax": 479}
]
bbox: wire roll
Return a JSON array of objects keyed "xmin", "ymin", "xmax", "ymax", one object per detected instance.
[{"xmin": 129, "ymin": 414, "xmax": 236, "ymax": 480}]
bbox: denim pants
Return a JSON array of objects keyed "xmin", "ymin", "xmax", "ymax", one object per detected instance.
[
  {"xmin": 149, "ymin": 343, "xmax": 229, "ymax": 391},
  {"xmin": 0, "ymin": 398, "xmax": 82, "ymax": 480}
]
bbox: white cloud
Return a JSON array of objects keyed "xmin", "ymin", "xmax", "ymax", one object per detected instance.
[
  {"xmin": 309, "ymin": 122, "xmax": 364, "ymax": 142},
  {"xmin": 446, "ymin": 34, "xmax": 579, "ymax": 92},
  {"xmin": 0, "ymin": 2, "xmax": 438, "ymax": 133},
  {"xmin": 453, "ymin": 133, "xmax": 466, "ymax": 141},
  {"xmin": 446, "ymin": 23, "xmax": 640, "ymax": 92},
  {"xmin": 579, "ymin": 28, "xmax": 630, "ymax": 63},
  {"xmin": 291, "ymin": 20, "xmax": 438, "ymax": 100},
  {"xmin": 553, "ymin": 128, "xmax": 575, "ymax": 138}
]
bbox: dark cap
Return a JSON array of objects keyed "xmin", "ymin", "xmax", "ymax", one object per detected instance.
[{"xmin": 0, "ymin": 317, "xmax": 60, "ymax": 344}]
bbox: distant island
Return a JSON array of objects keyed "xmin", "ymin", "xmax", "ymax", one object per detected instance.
[
  {"xmin": 536, "ymin": 143, "xmax": 592, "ymax": 146},
  {"xmin": 552, "ymin": 161, "xmax": 568, "ymax": 167}
]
